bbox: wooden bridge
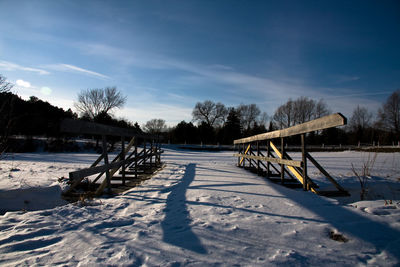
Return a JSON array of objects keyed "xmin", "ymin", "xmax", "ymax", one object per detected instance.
[
  {"xmin": 234, "ymin": 113, "xmax": 349, "ymax": 197},
  {"xmin": 60, "ymin": 119, "xmax": 163, "ymax": 198}
]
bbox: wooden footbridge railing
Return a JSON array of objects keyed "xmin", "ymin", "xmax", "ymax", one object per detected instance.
[
  {"xmin": 60, "ymin": 119, "xmax": 163, "ymax": 198},
  {"xmin": 234, "ymin": 113, "xmax": 349, "ymax": 197}
]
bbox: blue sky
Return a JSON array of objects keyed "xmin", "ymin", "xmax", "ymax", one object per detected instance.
[{"xmin": 0, "ymin": 0, "xmax": 399, "ymax": 126}]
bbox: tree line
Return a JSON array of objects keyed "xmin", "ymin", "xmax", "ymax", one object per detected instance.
[
  {"xmin": 1, "ymin": 72, "xmax": 400, "ymax": 150},
  {"xmin": 0, "ymin": 75, "xmax": 142, "ymax": 152},
  {"xmin": 164, "ymin": 92, "xmax": 400, "ymax": 146}
]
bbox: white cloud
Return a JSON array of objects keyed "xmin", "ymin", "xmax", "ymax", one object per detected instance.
[
  {"xmin": 45, "ymin": 63, "xmax": 110, "ymax": 80},
  {"xmin": 16, "ymin": 79, "xmax": 31, "ymax": 88},
  {"xmin": 0, "ymin": 60, "xmax": 49, "ymax": 75}
]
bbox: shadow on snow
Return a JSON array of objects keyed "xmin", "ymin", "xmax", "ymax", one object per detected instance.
[{"xmin": 160, "ymin": 163, "xmax": 207, "ymax": 254}]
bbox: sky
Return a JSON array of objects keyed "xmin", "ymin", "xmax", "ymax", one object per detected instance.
[{"xmin": 0, "ymin": 0, "xmax": 399, "ymax": 126}]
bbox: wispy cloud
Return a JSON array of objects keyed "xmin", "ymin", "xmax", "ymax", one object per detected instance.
[
  {"xmin": 333, "ymin": 75, "xmax": 361, "ymax": 84},
  {"xmin": 79, "ymin": 43, "xmax": 303, "ymax": 99},
  {"xmin": 46, "ymin": 63, "xmax": 110, "ymax": 80},
  {"xmin": 0, "ymin": 60, "xmax": 50, "ymax": 75},
  {"xmin": 78, "ymin": 43, "xmax": 383, "ymax": 119}
]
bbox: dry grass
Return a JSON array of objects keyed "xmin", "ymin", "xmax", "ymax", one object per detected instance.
[{"xmin": 351, "ymin": 153, "xmax": 377, "ymax": 200}]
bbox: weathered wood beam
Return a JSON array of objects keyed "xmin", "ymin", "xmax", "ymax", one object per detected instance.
[
  {"xmin": 239, "ymin": 144, "xmax": 251, "ymax": 166},
  {"xmin": 234, "ymin": 113, "xmax": 346, "ymax": 144},
  {"xmin": 69, "ymin": 152, "xmax": 161, "ymax": 181},
  {"xmin": 270, "ymin": 141, "xmax": 318, "ymax": 194},
  {"xmin": 102, "ymin": 135, "xmax": 112, "ymax": 194},
  {"xmin": 306, "ymin": 152, "xmax": 347, "ymax": 192},
  {"xmin": 301, "ymin": 134, "xmax": 308, "ymax": 191}
]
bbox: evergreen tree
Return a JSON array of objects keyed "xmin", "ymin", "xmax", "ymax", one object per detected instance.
[{"xmin": 222, "ymin": 108, "xmax": 241, "ymax": 144}]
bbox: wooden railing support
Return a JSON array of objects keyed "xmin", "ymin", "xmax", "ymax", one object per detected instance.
[
  {"xmin": 233, "ymin": 113, "xmax": 348, "ymax": 196},
  {"xmin": 60, "ymin": 119, "xmax": 163, "ymax": 197},
  {"xmin": 267, "ymin": 142, "xmax": 271, "ymax": 178},
  {"xmin": 121, "ymin": 136, "xmax": 126, "ymax": 186},
  {"xmin": 102, "ymin": 135, "xmax": 112, "ymax": 195},
  {"xmin": 257, "ymin": 142, "xmax": 260, "ymax": 175},
  {"xmin": 280, "ymin": 138, "xmax": 285, "ymax": 185},
  {"xmin": 301, "ymin": 134, "xmax": 308, "ymax": 191}
]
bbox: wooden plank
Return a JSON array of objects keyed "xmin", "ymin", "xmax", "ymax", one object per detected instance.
[
  {"xmin": 234, "ymin": 113, "xmax": 346, "ymax": 144},
  {"xmin": 60, "ymin": 118, "xmax": 160, "ymax": 139},
  {"xmin": 268, "ymin": 151, "xmax": 297, "ymax": 180},
  {"xmin": 93, "ymin": 150, "xmax": 162, "ymax": 196},
  {"xmin": 271, "ymin": 142, "xmax": 319, "ymax": 188},
  {"xmin": 121, "ymin": 136, "xmax": 126, "ymax": 185},
  {"xmin": 253, "ymin": 150, "xmax": 269, "ymax": 170},
  {"xmin": 102, "ymin": 135, "xmax": 112, "ymax": 194},
  {"xmin": 65, "ymin": 137, "xmax": 137, "ymax": 194},
  {"xmin": 92, "ymin": 137, "xmax": 136, "ymax": 184},
  {"xmin": 70, "ymin": 153, "xmax": 147, "ymax": 180},
  {"xmin": 233, "ymin": 154, "xmax": 302, "ymax": 167},
  {"xmin": 239, "ymin": 144, "xmax": 251, "ymax": 165},
  {"xmin": 280, "ymin": 138, "xmax": 285, "ymax": 184},
  {"xmin": 257, "ymin": 142, "xmax": 260, "ymax": 175},
  {"xmin": 270, "ymin": 141, "xmax": 318, "ymax": 194},
  {"xmin": 267, "ymin": 142, "xmax": 271, "ymax": 178},
  {"xmin": 306, "ymin": 152, "xmax": 347, "ymax": 192},
  {"xmin": 301, "ymin": 134, "xmax": 308, "ymax": 191}
]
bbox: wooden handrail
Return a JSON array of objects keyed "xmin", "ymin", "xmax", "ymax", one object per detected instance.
[
  {"xmin": 234, "ymin": 113, "xmax": 346, "ymax": 144},
  {"xmin": 60, "ymin": 118, "xmax": 162, "ymax": 139}
]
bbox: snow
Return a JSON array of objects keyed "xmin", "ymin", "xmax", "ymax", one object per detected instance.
[{"xmin": 0, "ymin": 147, "xmax": 400, "ymax": 266}]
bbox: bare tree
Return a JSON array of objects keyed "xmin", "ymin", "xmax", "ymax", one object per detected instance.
[
  {"xmin": 349, "ymin": 105, "xmax": 372, "ymax": 132},
  {"xmin": 237, "ymin": 104, "xmax": 261, "ymax": 131},
  {"xmin": 273, "ymin": 99, "xmax": 294, "ymax": 129},
  {"xmin": 378, "ymin": 89, "xmax": 400, "ymax": 133},
  {"xmin": 0, "ymin": 74, "xmax": 13, "ymax": 93},
  {"xmin": 74, "ymin": 87, "xmax": 126, "ymax": 119},
  {"xmin": 293, "ymin": 97, "xmax": 315, "ymax": 124},
  {"xmin": 314, "ymin": 99, "xmax": 330, "ymax": 119},
  {"xmin": 273, "ymin": 97, "xmax": 329, "ymax": 129},
  {"xmin": 258, "ymin": 111, "xmax": 269, "ymax": 128},
  {"xmin": 192, "ymin": 100, "xmax": 227, "ymax": 127},
  {"xmin": 143, "ymin": 119, "xmax": 167, "ymax": 134}
]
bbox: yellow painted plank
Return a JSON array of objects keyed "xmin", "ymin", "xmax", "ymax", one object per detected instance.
[
  {"xmin": 239, "ymin": 144, "xmax": 251, "ymax": 165},
  {"xmin": 269, "ymin": 141, "xmax": 317, "ymax": 194}
]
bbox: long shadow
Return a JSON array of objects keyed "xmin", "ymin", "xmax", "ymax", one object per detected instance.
[
  {"xmin": 161, "ymin": 163, "xmax": 207, "ymax": 254},
  {"xmin": 252, "ymin": 172, "xmax": 400, "ymax": 262}
]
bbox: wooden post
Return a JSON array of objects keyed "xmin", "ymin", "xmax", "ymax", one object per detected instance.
[
  {"xmin": 257, "ymin": 141, "xmax": 260, "ymax": 175},
  {"xmin": 301, "ymin": 134, "xmax": 308, "ymax": 191},
  {"xmin": 102, "ymin": 135, "xmax": 112, "ymax": 195},
  {"xmin": 237, "ymin": 144, "xmax": 241, "ymax": 167},
  {"xmin": 242, "ymin": 143, "xmax": 245, "ymax": 168},
  {"xmin": 150, "ymin": 139, "xmax": 154, "ymax": 169},
  {"xmin": 249, "ymin": 144, "xmax": 253, "ymax": 168},
  {"xmin": 267, "ymin": 142, "xmax": 271, "ymax": 178},
  {"xmin": 143, "ymin": 140, "xmax": 147, "ymax": 172},
  {"xmin": 156, "ymin": 137, "xmax": 160, "ymax": 165},
  {"xmin": 121, "ymin": 136, "xmax": 126, "ymax": 186},
  {"xmin": 134, "ymin": 138, "xmax": 138, "ymax": 179},
  {"xmin": 280, "ymin": 138, "xmax": 285, "ymax": 185},
  {"xmin": 159, "ymin": 137, "xmax": 162, "ymax": 164}
]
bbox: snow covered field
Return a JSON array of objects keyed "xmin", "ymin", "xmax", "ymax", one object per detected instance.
[{"xmin": 0, "ymin": 147, "xmax": 400, "ymax": 266}]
